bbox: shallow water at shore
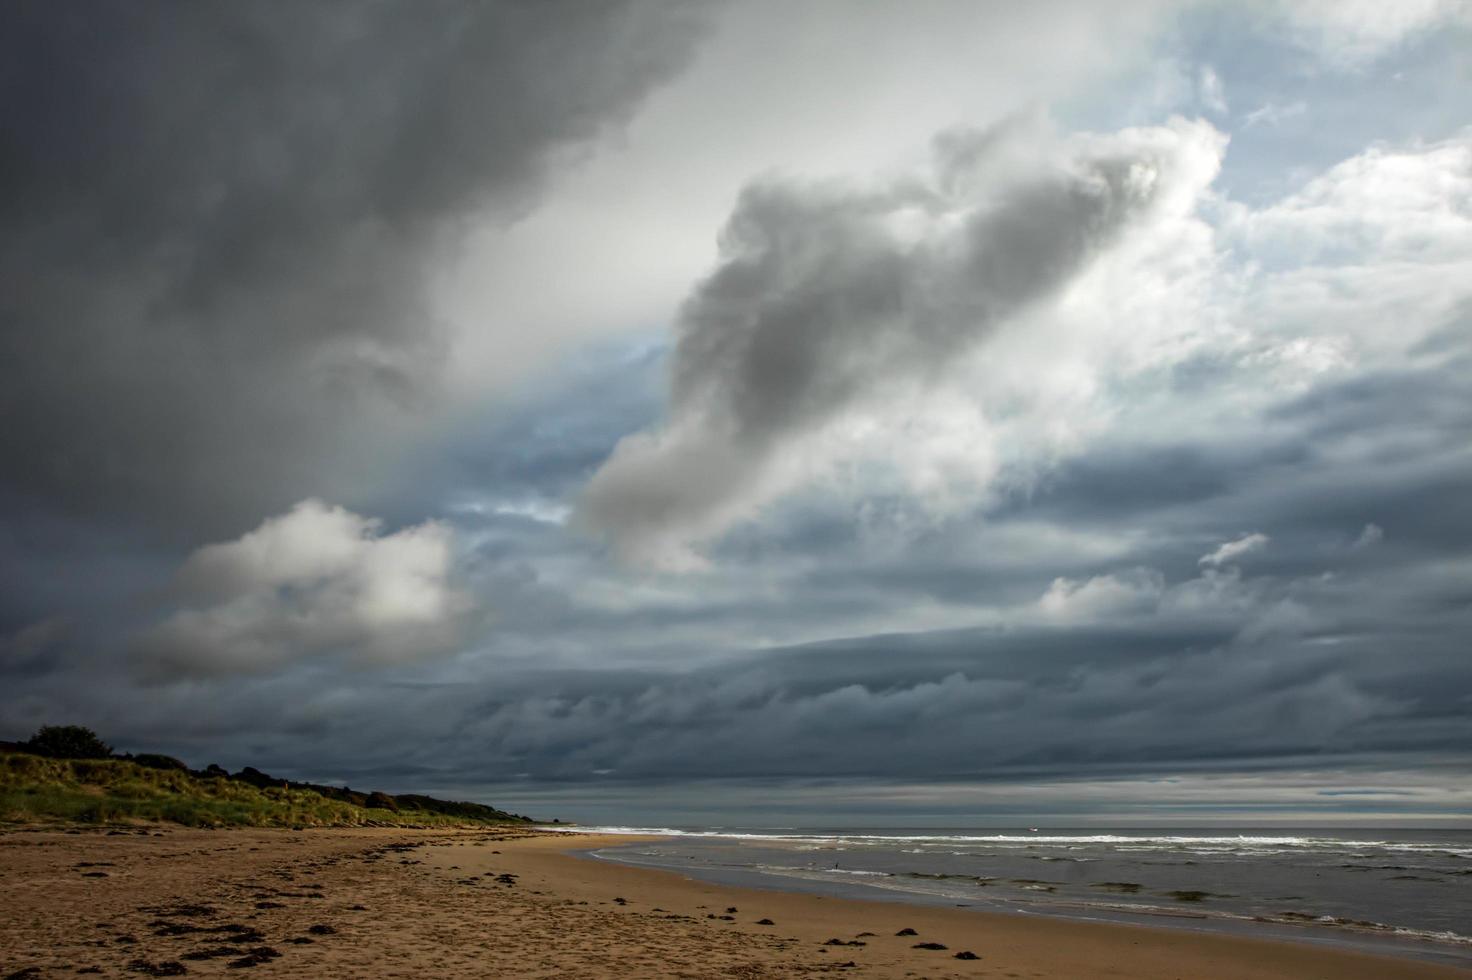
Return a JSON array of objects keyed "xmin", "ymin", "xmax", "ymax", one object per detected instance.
[{"xmin": 574, "ymin": 826, "xmax": 1472, "ymax": 966}]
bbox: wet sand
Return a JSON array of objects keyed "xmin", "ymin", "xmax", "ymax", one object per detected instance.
[{"xmin": 1, "ymin": 826, "xmax": 1465, "ymax": 978}]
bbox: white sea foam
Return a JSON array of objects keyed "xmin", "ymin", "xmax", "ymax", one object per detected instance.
[
  {"xmin": 565, "ymin": 826, "xmax": 1471, "ymax": 858},
  {"xmin": 576, "ymin": 827, "xmax": 1472, "ymax": 957}
]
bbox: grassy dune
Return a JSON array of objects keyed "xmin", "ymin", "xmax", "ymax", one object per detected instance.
[{"xmin": 0, "ymin": 752, "xmax": 532, "ymax": 829}]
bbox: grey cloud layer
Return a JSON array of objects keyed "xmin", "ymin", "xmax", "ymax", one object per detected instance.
[
  {"xmin": 0, "ymin": 0, "xmax": 706, "ymax": 537},
  {"xmin": 579, "ymin": 117, "xmax": 1224, "ymax": 561}
]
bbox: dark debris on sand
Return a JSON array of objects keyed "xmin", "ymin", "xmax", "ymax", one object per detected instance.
[
  {"xmin": 226, "ymin": 947, "xmax": 281, "ymax": 969},
  {"xmin": 181, "ymin": 946, "xmax": 249, "ymax": 961},
  {"xmin": 954, "ymin": 950, "xmax": 980, "ymax": 959},
  {"xmin": 912, "ymin": 941, "xmax": 948, "ymax": 950},
  {"xmin": 127, "ymin": 960, "xmax": 188, "ymax": 976},
  {"xmin": 895, "ymin": 927, "xmax": 918, "ymax": 936},
  {"xmin": 139, "ymin": 905, "xmax": 216, "ymax": 918},
  {"xmin": 150, "ymin": 921, "xmax": 264, "ymax": 944}
]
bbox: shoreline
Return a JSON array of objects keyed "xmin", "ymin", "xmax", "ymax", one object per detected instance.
[
  {"xmin": 565, "ymin": 831, "xmax": 1472, "ymax": 968},
  {"xmin": 426, "ymin": 830, "xmax": 1470, "ymax": 978},
  {"xmin": 0, "ymin": 825, "xmax": 1466, "ymax": 978}
]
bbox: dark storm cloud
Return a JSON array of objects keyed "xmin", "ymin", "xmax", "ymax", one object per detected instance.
[
  {"xmin": 5, "ymin": 536, "xmax": 1468, "ymax": 804},
  {"xmin": 47, "ymin": 591, "xmax": 1458, "ymax": 789},
  {"xmin": 429, "ymin": 569, "xmax": 1459, "ymax": 788},
  {"xmin": 1, "ymin": 4, "xmax": 1468, "ymax": 823},
  {"xmin": 7, "ymin": 302, "xmax": 1468, "ymax": 795},
  {"xmin": 579, "ymin": 117, "xmax": 1226, "ymax": 562},
  {"xmin": 0, "ymin": 0, "xmax": 708, "ymax": 538},
  {"xmin": 365, "ymin": 332, "xmax": 1471, "ymax": 788}
]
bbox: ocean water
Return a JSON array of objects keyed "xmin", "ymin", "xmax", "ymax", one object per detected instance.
[{"xmin": 571, "ymin": 826, "xmax": 1472, "ymax": 966}]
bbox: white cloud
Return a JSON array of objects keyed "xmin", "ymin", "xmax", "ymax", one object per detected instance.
[
  {"xmin": 1354, "ymin": 523, "xmax": 1385, "ymax": 549},
  {"xmin": 1198, "ymin": 65, "xmax": 1228, "ymax": 115},
  {"xmin": 135, "ymin": 500, "xmax": 476, "ymax": 677},
  {"xmin": 1227, "ymin": 136, "xmax": 1472, "ymax": 266},
  {"xmin": 1162, "ymin": 566, "xmax": 1267, "ymax": 617},
  {"xmin": 1242, "ymin": 100, "xmax": 1307, "ymax": 129},
  {"xmin": 1277, "ymin": 0, "xmax": 1471, "ymax": 67},
  {"xmin": 1032, "ymin": 556, "xmax": 1327, "ymax": 651},
  {"xmin": 446, "ymin": 497, "xmax": 573, "ymax": 526},
  {"xmin": 1035, "ymin": 562, "xmax": 1270, "ymax": 625},
  {"xmin": 1038, "ymin": 568, "xmax": 1166, "ymax": 620},
  {"xmin": 1199, "ymin": 532, "xmax": 1271, "ymax": 568},
  {"xmin": 1224, "ymin": 132, "xmax": 1472, "ymax": 363}
]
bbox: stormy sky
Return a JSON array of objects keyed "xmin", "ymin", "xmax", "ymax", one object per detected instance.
[{"xmin": 3, "ymin": 0, "xmax": 1470, "ymax": 827}]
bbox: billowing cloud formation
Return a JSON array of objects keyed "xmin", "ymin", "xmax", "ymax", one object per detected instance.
[
  {"xmin": 0, "ymin": 1, "xmax": 706, "ymax": 536},
  {"xmin": 581, "ymin": 117, "xmax": 1227, "ymax": 564},
  {"xmin": 134, "ymin": 500, "xmax": 474, "ymax": 678}
]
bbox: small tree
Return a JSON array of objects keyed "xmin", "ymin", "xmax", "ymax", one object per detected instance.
[{"xmin": 25, "ymin": 724, "xmax": 113, "ymax": 759}]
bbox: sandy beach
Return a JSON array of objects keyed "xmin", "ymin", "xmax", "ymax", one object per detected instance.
[{"xmin": 1, "ymin": 826, "xmax": 1467, "ymax": 978}]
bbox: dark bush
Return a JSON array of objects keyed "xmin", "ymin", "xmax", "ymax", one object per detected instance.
[
  {"xmin": 366, "ymin": 791, "xmax": 399, "ymax": 811},
  {"xmin": 233, "ymin": 766, "xmax": 276, "ymax": 788},
  {"xmin": 132, "ymin": 753, "xmax": 189, "ymax": 771},
  {"xmin": 395, "ymin": 793, "xmax": 529, "ymax": 822},
  {"xmin": 24, "ymin": 724, "xmax": 113, "ymax": 759}
]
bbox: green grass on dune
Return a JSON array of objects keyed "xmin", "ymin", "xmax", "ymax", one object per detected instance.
[{"xmin": 0, "ymin": 753, "xmax": 527, "ymax": 829}]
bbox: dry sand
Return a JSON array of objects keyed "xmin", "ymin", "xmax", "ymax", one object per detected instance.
[{"xmin": 1, "ymin": 826, "xmax": 1465, "ymax": 978}]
